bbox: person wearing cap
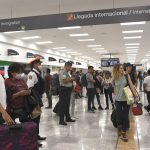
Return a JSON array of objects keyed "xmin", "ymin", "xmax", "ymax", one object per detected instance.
[
  {"xmin": 27, "ymin": 56, "xmax": 46, "ymax": 144},
  {"xmin": 58, "ymin": 61, "xmax": 76, "ymax": 125}
]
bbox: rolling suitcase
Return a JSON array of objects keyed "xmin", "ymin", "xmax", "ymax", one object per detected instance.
[{"xmin": 0, "ymin": 122, "xmax": 38, "ymax": 150}]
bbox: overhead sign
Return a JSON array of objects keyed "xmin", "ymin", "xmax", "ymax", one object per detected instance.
[
  {"xmin": 8, "ymin": 49, "xmax": 19, "ymax": 56},
  {"xmin": 0, "ymin": 5, "xmax": 150, "ymax": 32},
  {"xmin": 27, "ymin": 52, "xmax": 35, "ymax": 58},
  {"xmin": 48, "ymin": 57, "xmax": 57, "ymax": 61},
  {"xmin": 76, "ymin": 62, "xmax": 82, "ymax": 65},
  {"xmin": 59, "ymin": 59, "xmax": 66, "ymax": 63}
]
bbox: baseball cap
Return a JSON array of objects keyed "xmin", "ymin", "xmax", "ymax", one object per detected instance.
[{"xmin": 29, "ymin": 56, "xmax": 42, "ymax": 64}]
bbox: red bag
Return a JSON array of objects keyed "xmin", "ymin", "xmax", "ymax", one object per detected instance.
[
  {"xmin": 132, "ymin": 103, "xmax": 143, "ymax": 116},
  {"xmin": 74, "ymin": 85, "xmax": 82, "ymax": 94}
]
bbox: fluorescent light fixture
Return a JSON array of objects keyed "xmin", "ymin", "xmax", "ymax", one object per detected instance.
[
  {"xmin": 71, "ymin": 53, "xmax": 82, "ymax": 56},
  {"xmin": 126, "ymin": 51, "xmax": 138, "ymax": 54},
  {"xmin": 126, "ymin": 46, "xmax": 139, "ymax": 49},
  {"xmin": 69, "ymin": 33, "xmax": 89, "ymax": 37},
  {"xmin": 87, "ymin": 45, "xmax": 102, "ymax": 47},
  {"xmin": 96, "ymin": 51, "xmax": 107, "ymax": 53},
  {"xmin": 47, "ymin": 50, "xmax": 53, "ymax": 53},
  {"xmin": 120, "ymin": 21, "xmax": 146, "ymax": 26},
  {"xmin": 92, "ymin": 48, "xmax": 105, "ymax": 50},
  {"xmin": 52, "ymin": 47, "xmax": 66, "ymax": 50},
  {"xmin": 58, "ymin": 49, "xmax": 72, "ymax": 52},
  {"xmin": 4, "ymin": 31, "xmax": 25, "ymax": 34},
  {"xmin": 124, "ymin": 36, "xmax": 142, "ymax": 39},
  {"xmin": 21, "ymin": 36, "xmax": 40, "ymax": 40},
  {"xmin": 36, "ymin": 41, "xmax": 53, "ymax": 45},
  {"xmin": 58, "ymin": 26, "xmax": 81, "ymax": 30},
  {"xmin": 122, "ymin": 30, "xmax": 143, "ymax": 33},
  {"xmin": 78, "ymin": 39, "xmax": 95, "ymax": 42},
  {"xmin": 66, "ymin": 51, "xmax": 77, "ymax": 54},
  {"xmin": 126, "ymin": 49, "xmax": 138, "ymax": 51},
  {"xmin": 125, "ymin": 43, "xmax": 140, "ymax": 46}
]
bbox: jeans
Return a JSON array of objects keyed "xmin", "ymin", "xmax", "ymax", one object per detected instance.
[
  {"xmin": 104, "ymin": 89, "xmax": 114, "ymax": 108},
  {"xmin": 87, "ymin": 88, "xmax": 95, "ymax": 110},
  {"xmin": 115, "ymin": 101, "xmax": 129, "ymax": 132},
  {"xmin": 46, "ymin": 90, "xmax": 52, "ymax": 108}
]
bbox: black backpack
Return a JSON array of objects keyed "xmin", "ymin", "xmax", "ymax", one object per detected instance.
[
  {"xmin": 111, "ymin": 109, "xmax": 117, "ymax": 128},
  {"xmin": 81, "ymin": 74, "xmax": 88, "ymax": 87}
]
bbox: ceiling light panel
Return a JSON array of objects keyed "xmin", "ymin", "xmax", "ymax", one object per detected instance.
[
  {"xmin": 36, "ymin": 41, "xmax": 53, "ymax": 44},
  {"xmin": 124, "ymin": 36, "xmax": 142, "ymax": 39},
  {"xmin": 126, "ymin": 47, "xmax": 139, "ymax": 49},
  {"xmin": 120, "ymin": 21, "xmax": 146, "ymax": 26},
  {"xmin": 78, "ymin": 39, "xmax": 95, "ymax": 42},
  {"xmin": 69, "ymin": 33, "xmax": 89, "ymax": 37},
  {"xmin": 4, "ymin": 31, "xmax": 25, "ymax": 34},
  {"xmin": 122, "ymin": 30, "xmax": 143, "ymax": 33},
  {"xmin": 58, "ymin": 49, "xmax": 72, "ymax": 52},
  {"xmin": 87, "ymin": 45, "xmax": 102, "ymax": 47},
  {"xmin": 52, "ymin": 47, "xmax": 67, "ymax": 50},
  {"xmin": 58, "ymin": 26, "xmax": 81, "ymax": 30},
  {"xmin": 21, "ymin": 36, "xmax": 40, "ymax": 40},
  {"xmin": 92, "ymin": 48, "xmax": 105, "ymax": 50},
  {"xmin": 125, "ymin": 43, "xmax": 140, "ymax": 46}
]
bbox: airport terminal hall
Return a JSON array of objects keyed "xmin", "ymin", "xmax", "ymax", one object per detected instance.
[{"xmin": 0, "ymin": 0, "xmax": 150, "ymax": 150}]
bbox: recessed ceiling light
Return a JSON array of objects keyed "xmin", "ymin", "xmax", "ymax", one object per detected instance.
[
  {"xmin": 52, "ymin": 47, "xmax": 67, "ymax": 50},
  {"xmin": 92, "ymin": 48, "xmax": 105, "ymax": 50},
  {"xmin": 124, "ymin": 36, "xmax": 142, "ymax": 39},
  {"xmin": 36, "ymin": 41, "xmax": 53, "ymax": 45},
  {"xmin": 126, "ymin": 47, "xmax": 139, "ymax": 49},
  {"xmin": 69, "ymin": 33, "xmax": 89, "ymax": 37},
  {"xmin": 122, "ymin": 30, "xmax": 143, "ymax": 33},
  {"xmin": 4, "ymin": 31, "xmax": 25, "ymax": 34},
  {"xmin": 96, "ymin": 51, "xmax": 107, "ymax": 53},
  {"xmin": 58, "ymin": 26, "xmax": 81, "ymax": 30},
  {"xmin": 66, "ymin": 51, "xmax": 77, "ymax": 54},
  {"xmin": 71, "ymin": 53, "xmax": 82, "ymax": 56},
  {"xmin": 87, "ymin": 45, "xmax": 102, "ymax": 47},
  {"xmin": 125, "ymin": 43, "xmax": 140, "ymax": 46},
  {"xmin": 78, "ymin": 39, "xmax": 95, "ymax": 42},
  {"xmin": 21, "ymin": 36, "xmax": 40, "ymax": 40},
  {"xmin": 120, "ymin": 21, "xmax": 146, "ymax": 26},
  {"xmin": 58, "ymin": 49, "xmax": 72, "ymax": 52}
]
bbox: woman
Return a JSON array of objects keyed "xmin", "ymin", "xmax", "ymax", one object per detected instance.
[
  {"xmin": 93, "ymin": 72, "xmax": 103, "ymax": 110},
  {"xmin": 103, "ymin": 72, "xmax": 114, "ymax": 110},
  {"xmin": 112, "ymin": 64, "xmax": 136, "ymax": 142},
  {"xmin": 5, "ymin": 63, "xmax": 31, "ymax": 122}
]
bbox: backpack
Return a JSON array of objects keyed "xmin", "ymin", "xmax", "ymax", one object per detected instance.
[{"xmin": 81, "ymin": 74, "xmax": 88, "ymax": 87}]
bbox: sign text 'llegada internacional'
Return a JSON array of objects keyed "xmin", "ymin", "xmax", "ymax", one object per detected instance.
[{"xmin": 0, "ymin": 5, "xmax": 150, "ymax": 32}]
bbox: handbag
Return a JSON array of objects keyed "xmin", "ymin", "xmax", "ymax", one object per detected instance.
[
  {"xmin": 132, "ymin": 103, "xmax": 143, "ymax": 116},
  {"xmin": 31, "ymin": 105, "xmax": 41, "ymax": 119},
  {"xmin": 123, "ymin": 86, "xmax": 135, "ymax": 105}
]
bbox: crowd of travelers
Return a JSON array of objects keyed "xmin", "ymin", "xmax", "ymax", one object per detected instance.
[{"xmin": 0, "ymin": 56, "xmax": 149, "ymax": 147}]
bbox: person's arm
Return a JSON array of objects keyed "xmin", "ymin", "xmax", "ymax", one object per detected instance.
[
  {"xmin": 0, "ymin": 103, "xmax": 14, "ymax": 125},
  {"xmin": 62, "ymin": 77, "xmax": 75, "ymax": 84},
  {"xmin": 12, "ymin": 90, "xmax": 31, "ymax": 99},
  {"xmin": 86, "ymin": 74, "xmax": 95, "ymax": 83}
]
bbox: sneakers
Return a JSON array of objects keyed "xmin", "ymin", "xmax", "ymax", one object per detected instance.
[
  {"xmin": 144, "ymin": 106, "xmax": 150, "ymax": 112},
  {"xmin": 121, "ymin": 132, "xmax": 128, "ymax": 142},
  {"xmin": 59, "ymin": 121, "xmax": 67, "ymax": 125},
  {"xmin": 105, "ymin": 107, "xmax": 109, "ymax": 110},
  {"xmin": 92, "ymin": 106, "xmax": 97, "ymax": 110},
  {"xmin": 98, "ymin": 106, "xmax": 103, "ymax": 110}
]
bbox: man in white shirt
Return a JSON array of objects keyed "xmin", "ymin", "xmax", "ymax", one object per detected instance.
[
  {"xmin": 143, "ymin": 69, "xmax": 150, "ymax": 112},
  {"xmin": 0, "ymin": 75, "xmax": 14, "ymax": 125}
]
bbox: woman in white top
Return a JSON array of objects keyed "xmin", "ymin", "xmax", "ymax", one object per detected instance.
[{"xmin": 103, "ymin": 72, "xmax": 114, "ymax": 109}]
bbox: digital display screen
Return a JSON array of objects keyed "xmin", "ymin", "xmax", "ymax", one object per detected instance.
[{"xmin": 101, "ymin": 58, "xmax": 119, "ymax": 67}]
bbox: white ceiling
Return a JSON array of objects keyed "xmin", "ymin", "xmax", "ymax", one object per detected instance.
[{"xmin": 0, "ymin": 0, "xmax": 150, "ymax": 65}]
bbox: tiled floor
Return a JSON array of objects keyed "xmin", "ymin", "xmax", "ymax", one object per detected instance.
[
  {"xmin": 39, "ymin": 94, "xmax": 118, "ymax": 150},
  {"xmin": 136, "ymin": 92, "xmax": 150, "ymax": 150},
  {"xmin": 39, "ymin": 92, "xmax": 150, "ymax": 150}
]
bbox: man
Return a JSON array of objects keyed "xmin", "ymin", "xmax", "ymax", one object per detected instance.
[
  {"xmin": 58, "ymin": 61, "xmax": 75, "ymax": 125},
  {"xmin": 44, "ymin": 68, "xmax": 52, "ymax": 109},
  {"xmin": 86, "ymin": 66, "xmax": 96, "ymax": 113},
  {"xmin": 0, "ymin": 74, "xmax": 14, "ymax": 125},
  {"xmin": 143, "ymin": 69, "xmax": 150, "ymax": 112},
  {"xmin": 27, "ymin": 56, "xmax": 46, "ymax": 146}
]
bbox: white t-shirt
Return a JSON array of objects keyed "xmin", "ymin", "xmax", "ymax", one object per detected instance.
[
  {"xmin": 0, "ymin": 75, "xmax": 6, "ymax": 109},
  {"xmin": 144, "ymin": 76, "xmax": 150, "ymax": 91}
]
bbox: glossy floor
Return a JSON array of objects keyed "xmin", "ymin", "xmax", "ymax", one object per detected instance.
[{"xmin": 39, "ymin": 93, "xmax": 149, "ymax": 150}]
